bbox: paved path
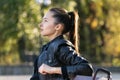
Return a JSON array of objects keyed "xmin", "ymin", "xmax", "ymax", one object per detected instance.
[
  {"xmin": 0, "ymin": 75, "xmax": 30, "ymax": 80},
  {"xmin": 0, "ymin": 73, "xmax": 119, "ymax": 80}
]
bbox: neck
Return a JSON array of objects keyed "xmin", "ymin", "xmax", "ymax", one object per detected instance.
[{"xmin": 48, "ymin": 33, "xmax": 62, "ymax": 41}]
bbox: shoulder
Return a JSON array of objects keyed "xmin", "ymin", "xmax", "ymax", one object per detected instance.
[
  {"xmin": 51, "ymin": 38, "xmax": 74, "ymax": 49},
  {"xmin": 48, "ymin": 37, "xmax": 75, "ymax": 53}
]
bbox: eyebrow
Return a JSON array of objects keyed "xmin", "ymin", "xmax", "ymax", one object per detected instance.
[{"xmin": 43, "ymin": 17, "xmax": 48, "ymax": 19}]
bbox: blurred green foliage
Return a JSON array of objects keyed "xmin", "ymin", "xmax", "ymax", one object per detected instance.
[{"xmin": 0, "ymin": 0, "xmax": 120, "ymax": 66}]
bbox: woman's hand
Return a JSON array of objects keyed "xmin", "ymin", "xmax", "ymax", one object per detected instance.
[
  {"xmin": 38, "ymin": 63, "xmax": 62, "ymax": 75},
  {"xmin": 38, "ymin": 63, "xmax": 53, "ymax": 75}
]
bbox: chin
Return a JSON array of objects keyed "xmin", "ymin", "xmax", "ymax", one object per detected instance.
[
  {"xmin": 41, "ymin": 33, "xmax": 47, "ymax": 36},
  {"xmin": 40, "ymin": 32, "xmax": 44, "ymax": 36}
]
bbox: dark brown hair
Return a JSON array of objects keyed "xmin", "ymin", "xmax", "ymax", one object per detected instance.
[{"xmin": 50, "ymin": 8, "xmax": 79, "ymax": 52}]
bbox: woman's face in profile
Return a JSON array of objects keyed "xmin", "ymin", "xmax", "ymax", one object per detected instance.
[{"xmin": 40, "ymin": 11, "xmax": 57, "ymax": 37}]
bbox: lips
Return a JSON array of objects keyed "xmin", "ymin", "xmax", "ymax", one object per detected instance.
[{"xmin": 40, "ymin": 28, "xmax": 43, "ymax": 31}]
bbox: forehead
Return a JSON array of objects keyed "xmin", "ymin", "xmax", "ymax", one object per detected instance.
[{"xmin": 43, "ymin": 11, "xmax": 54, "ymax": 19}]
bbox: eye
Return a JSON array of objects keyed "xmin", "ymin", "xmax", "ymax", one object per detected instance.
[
  {"xmin": 44, "ymin": 19, "xmax": 48, "ymax": 22},
  {"xmin": 43, "ymin": 19, "xmax": 48, "ymax": 22}
]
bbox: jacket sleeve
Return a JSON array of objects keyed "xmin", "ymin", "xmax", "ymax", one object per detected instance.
[{"xmin": 57, "ymin": 45, "xmax": 93, "ymax": 78}]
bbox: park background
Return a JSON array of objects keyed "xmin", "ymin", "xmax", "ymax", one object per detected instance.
[{"xmin": 0, "ymin": 0, "xmax": 120, "ymax": 80}]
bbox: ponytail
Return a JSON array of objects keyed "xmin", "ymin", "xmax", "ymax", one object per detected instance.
[{"xmin": 68, "ymin": 12, "xmax": 79, "ymax": 52}]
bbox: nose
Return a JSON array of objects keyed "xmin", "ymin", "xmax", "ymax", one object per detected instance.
[{"xmin": 39, "ymin": 22, "xmax": 42, "ymax": 28}]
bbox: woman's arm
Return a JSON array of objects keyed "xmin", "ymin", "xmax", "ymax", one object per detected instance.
[{"xmin": 56, "ymin": 45, "xmax": 93, "ymax": 76}]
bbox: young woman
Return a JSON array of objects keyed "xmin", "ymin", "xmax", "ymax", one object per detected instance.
[{"xmin": 30, "ymin": 8, "xmax": 93, "ymax": 80}]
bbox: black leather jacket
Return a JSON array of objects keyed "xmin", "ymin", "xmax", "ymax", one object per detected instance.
[{"xmin": 30, "ymin": 35, "xmax": 93, "ymax": 80}]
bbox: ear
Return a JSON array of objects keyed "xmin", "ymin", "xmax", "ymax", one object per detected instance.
[{"xmin": 55, "ymin": 24, "xmax": 63, "ymax": 31}]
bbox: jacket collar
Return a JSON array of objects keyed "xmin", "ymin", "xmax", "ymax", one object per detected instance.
[
  {"xmin": 48, "ymin": 35, "xmax": 64, "ymax": 44},
  {"xmin": 43, "ymin": 35, "xmax": 64, "ymax": 50}
]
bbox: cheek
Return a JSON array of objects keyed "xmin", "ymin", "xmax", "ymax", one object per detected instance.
[
  {"xmin": 47, "ymin": 25, "xmax": 56, "ymax": 32},
  {"xmin": 42, "ymin": 24, "xmax": 56, "ymax": 34}
]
